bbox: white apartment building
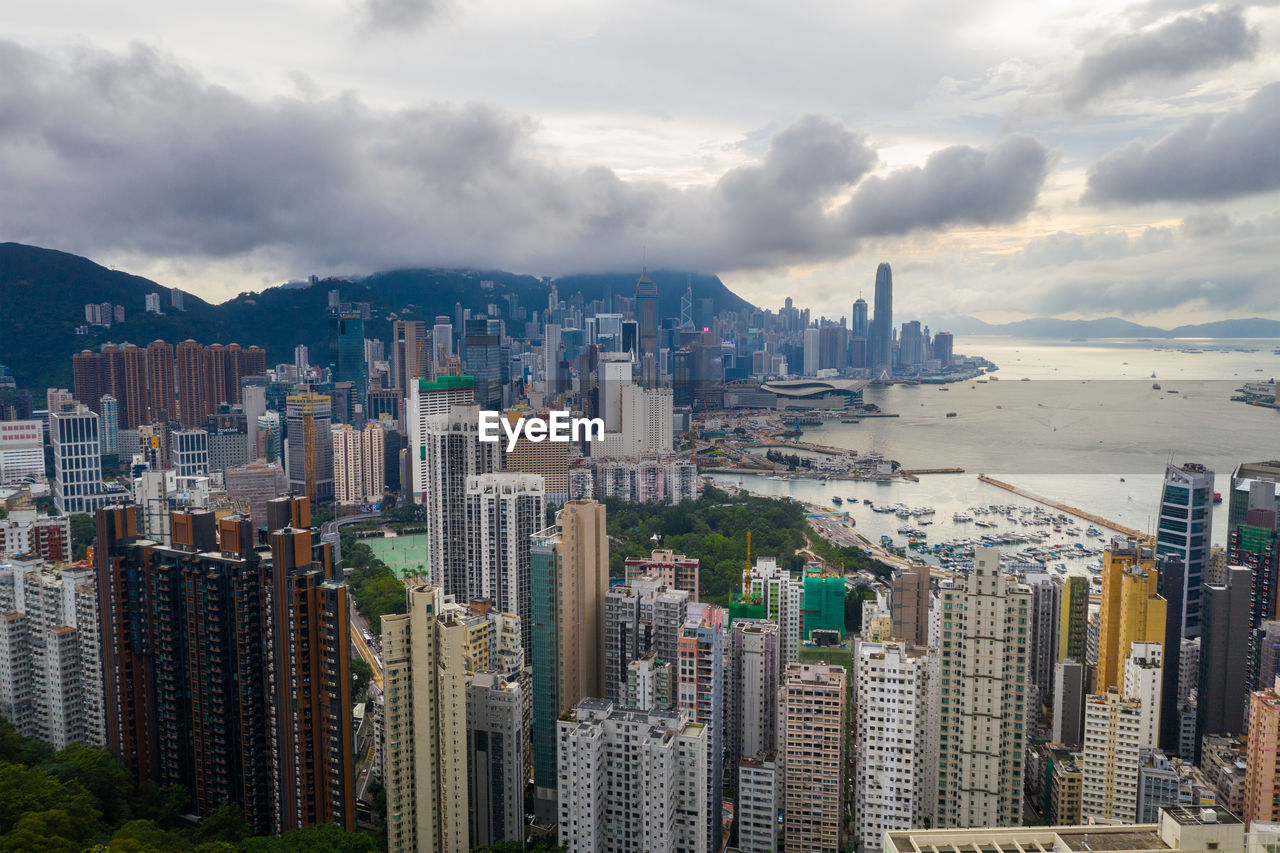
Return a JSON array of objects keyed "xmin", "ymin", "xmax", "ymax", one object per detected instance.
[
  {"xmin": 0, "ymin": 556, "xmax": 105, "ymax": 749},
  {"xmin": 856, "ymin": 640, "xmax": 937, "ymax": 852},
  {"xmin": 1082, "ymin": 642, "xmax": 1164, "ymax": 824},
  {"xmin": 556, "ymin": 698, "xmax": 708, "ymax": 853},
  {"xmin": 463, "ymin": 472, "xmax": 544, "ymax": 655},
  {"xmin": 0, "ymin": 510, "xmax": 70, "ymax": 561},
  {"xmin": 332, "ymin": 422, "xmax": 386, "ymax": 505},
  {"xmin": 737, "ymin": 757, "xmax": 780, "ymax": 853},
  {"xmin": 746, "ymin": 557, "xmax": 803, "ymax": 664},
  {"xmin": 465, "ymin": 672, "xmax": 525, "ymax": 848},
  {"xmin": 0, "ymin": 420, "xmax": 45, "ymax": 485},
  {"xmin": 935, "ymin": 546, "xmax": 1031, "ymax": 829},
  {"xmin": 726, "ymin": 619, "xmax": 779, "ymax": 781}
]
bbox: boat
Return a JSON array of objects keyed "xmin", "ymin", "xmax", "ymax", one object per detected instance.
[
  {"xmin": 840, "ymin": 418, "xmax": 860, "ymax": 424},
  {"xmin": 945, "ymin": 412, "xmax": 957, "ymax": 418},
  {"xmin": 1167, "ymin": 389, "xmax": 1178, "ymax": 394},
  {"xmin": 863, "ymin": 499, "xmax": 873, "ymax": 505},
  {"xmin": 1152, "ymin": 383, "xmax": 1161, "ymax": 390},
  {"xmin": 831, "ymin": 496, "xmax": 843, "ymax": 505},
  {"xmin": 953, "ymin": 512, "xmax": 973, "ymax": 522}
]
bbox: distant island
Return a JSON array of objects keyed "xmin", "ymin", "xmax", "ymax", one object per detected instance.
[{"xmin": 930, "ymin": 315, "xmax": 1280, "ymax": 339}]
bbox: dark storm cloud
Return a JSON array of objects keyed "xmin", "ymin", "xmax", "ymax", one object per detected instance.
[
  {"xmin": 357, "ymin": 0, "xmax": 446, "ymax": 31},
  {"xmin": 1066, "ymin": 7, "xmax": 1259, "ymax": 107},
  {"xmin": 844, "ymin": 135, "xmax": 1051, "ymax": 236},
  {"xmin": 0, "ymin": 40, "xmax": 1051, "ymax": 277},
  {"xmin": 1084, "ymin": 83, "xmax": 1280, "ymax": 203}
]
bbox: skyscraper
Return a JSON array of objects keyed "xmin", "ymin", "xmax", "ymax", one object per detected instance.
[
  {"xmin": 530, "ymin": 500, "xmax": 609, "ymax": 823},
  {"xmin": 854, "ymin": 641, "xmax": 935, "ymax": 853},
  {"xmin": 382, "ymin": 583, "xmax": 470, "ymax": 853},
  {"xmin": 146, "ymin": 339, "xmax": 175, "ymax": 423},
  {"xmin": 891, "ymin": 568, "xmax": 930, "ymax": 646},
  {"xmin": 603, "ymin": 577, "xmax": 688, "ymax": 705},
  {"xmin": 781, "ymin": 663, "xmax": 846, "ymax": 853},
  {"xmin": 175, "ymin": 339, "xmax": 209, "ymax": 426},
  {"xmin": 466, "ymin": 672, "xmax": 525, "ymax": 848},
  {"xmin": 464, "ymin": 472, "xmax": 545, "ymax": 655},
  {"xmin": 852, "ymin": 296, "xmax": 869, "ymax": 339},
  {"xmin": 332, "ymin": 422, "xmax": 386, "ymax": 505},
  {"xmin": 284, "ymin": 392, "xmax": 334, "ymax": 503},
  {"xmin": 329, "ymin": 310, "xmax": 367, "ymax": 410},
  {"xmin": 1244, "ymin": 679, "xmax": 1280, "ymax": 826},
  {"xmin": 1157, "ymin": 462, "xmax": 1214, "ymax": 638},
  {"xmin": 869, "ymin": 262, "xmax": 893, "ymax": 376},
  {"xmin": 935, "ymin": 546, "xmax": 1030, "ymax": 828},
  {"xmin": 677, "ymin": 603, "xmax": 725, "ymax": 853},
  {"xmin": 1097, "ymin": 537, "xmax": 1166, "ymax": 693},
  {"xmin": 51, "ymin": 405, "xmax": 108, "ymax": 514},
  {"xmin": 635, "ymin": 268, "xmax": 659, "ymax": 385},
  {"xmin": 1226, "ymin": 476, "xmax": 1280, "ymax": 690},
  {"xmin": 1196, "ymin": 566, "xmax": 1251, "ymax": 757},
  {"xmin": 726, "ymin": 620, "xmax": 778, "ymax": 788}
]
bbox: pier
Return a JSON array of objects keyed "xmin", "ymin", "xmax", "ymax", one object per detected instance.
[{"xmin": 977, "ymin": 475, "xmax": 1147, "ymax": 539}]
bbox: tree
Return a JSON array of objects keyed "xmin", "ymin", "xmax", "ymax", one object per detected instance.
[
  {"xmin": 69, "ymin": 513, "xmax": 96, "ymax": 561},
  {"xmin": 351, "ymin": 658, "xmax": 373, "ymax": 699},
  {"xmin": 0, "ymin": 763, "xmax": 101, "ymax": 850},
  {"xmin": 238, "ymin": 824, "xmax": 380, "ymax": 852},
  {"xmin": 43, "ymin": 742, "xmax": 132, "ymax": 826},
  {"xmin": 196, "ymin": 803, "xmax": 250, "ymax": 844}
]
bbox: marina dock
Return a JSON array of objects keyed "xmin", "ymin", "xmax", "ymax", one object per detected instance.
[{"xmin": 977, "ymin": 475, "xmax": 1147, "ymax": 539}]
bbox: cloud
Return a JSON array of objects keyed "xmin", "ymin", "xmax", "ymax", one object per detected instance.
[
  {"xmin": 1066, "ymin": 7, "xmax": 1259, "ymax": 107},
  {"xmin": 844, "ymin": 135, "xmax": 1051, "ymax": 236},
  {"xmin": 1014, "ymin": 226, "xmax": 1174, "ymax": 267},
  {"xmin": 0, "ymin": 39, "xmax": 1051, "ymax": 287},
  {"xmin": 1084, "ymin": 83, "xmax": 1280, "ymax": 203},
  {"xmin": 356, "ymin": 0, "xmax": 447, "ymax": 32}
]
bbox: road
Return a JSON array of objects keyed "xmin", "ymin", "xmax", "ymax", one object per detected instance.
[{"xmin": 324, "ymin": 512, "xmax": 388, "ymax": 692}]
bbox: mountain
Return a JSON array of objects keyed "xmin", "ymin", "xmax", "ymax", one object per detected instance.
[
  {"xmin": 931, "ymin": 315, "xmax": 1280, "ymax": 339},
  {"xmin": 0, "ymin": 243, "xmax": 751, "ymax": 392}
]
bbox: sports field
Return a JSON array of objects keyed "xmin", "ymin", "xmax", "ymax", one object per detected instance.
[{"xmin": 364, "ymin": 533, "xmax": 431, "ymax": 578}]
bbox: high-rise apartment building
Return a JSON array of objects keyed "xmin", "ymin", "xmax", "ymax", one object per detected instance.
[
  {"xmin": 382, "ymin": 583, "xmax": 470, "ymax": 853},
  {"xmin": 726, "ymin": 620, "xmax": 779, "ymax": 787},
  {"xmin": 891, "ymin": 568, "xmax": 930, "ymax": 647},
  {"xmin": 603, "ymin": 576, "xmax": 688, "ymax": 706},
  {"xmin": 745, "ymin": 557, "xmax": 804, "ymax": 664},
  {"xmin": 146, "ymin": 339, "xmax": 175, "ymax": 423},
  {"xmin": 556, "ymin": 699, "xmax": 709, "ymax": 853},
  {"xmin": 51, "ymin": 405, "xmax": 109, "ymax": 514},
  {"xmin": 781, "ymin": 662, "xmax": 846, "ymax": 853},
  {"xmin": 225, "ymin": 459, "xmax": 288, "ymax": 525},
  {"xmin": 285, "ymin": 392, "xmax": 335, "ymax": 504},
  {"xmin": 1022, "ymin": 570, "xmax": 1063, "ymax": 699},
  {"xmin": 503, "ymin": 410, "xmax": 572, "ymax": 503},
  {"xmin": 0, "ymin": 510, "xmax": 70, "ymax": 562},
  {"xmin": 0, "ymin": 556, "xmax": 105, "ymax": 749},
  {"xmin": 1245, "ymin": 678, "xmax": 1280, "ymax": 826},
  {"xmin": 1053, "ymin": 659, "xmax": 1088, "ymax": 748},
  {"xmin": 1197, "ymin": 566, "xmax": 1251, "ymax": 756},
  {"xmin": 1157, "ymin": 463, "xmax": 1214, "ymax": 638},
  {"xmin": 466, "ymin": 672, "xmax": 525, "ymax": 848},
  {"xmin": 95, "ymin": 499, "xmax": 354, "ymax": 835},
  {"xmin": 530, "ymin": 500, "xmax": 609, "ymax": 823},
  {"xmin": 623, "ymin": 549, "xmax": 699, "ymax": 599},
  {"xmin": 737, "ymin": 757, "xmax": 781, "ymax": 853},
  {"xmin": 1226, "ymin": 476, "xmax": 1280, "ymax": 690},
  {"xmin": 1059, "ymin": 574, "xmax": 1090, "ymax": 662},
  {"xmin": 332, "ymin": 422, "xmax": 386, "ymax": 505},
  {"xmin": 464, "ymin": 472, "xmax": 544, "ymax": 654},
  {"xmin": 855, "ymin": 641, "xmax": 935, "ymax": 852},
  {"xmin": 1097, "ymin": 537, "xmax": 1166, "ymax": 693},
  {"xmin": 935, "ymin": 546, "xmax": 1030, "ymax": 829},
  {"xmin": 411, "ymin": 405, "xmax": 503, "ymax": 597},
  {"xmin": 392, "ymin": 320, "xmax": 431, "ymax": 399},
  {"xmin": 678, "ymin": 602, "xmax": 725, "ymax": 853}
]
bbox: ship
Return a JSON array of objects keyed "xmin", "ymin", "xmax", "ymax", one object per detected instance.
[
  {"xmin": 832, "ymin": 496, "xmax": 843, "ymax": 505},
  {"xmin": 1152, "ymin": 383, "xmax": 1161, "ymax": 390},
  {"xmin": 945, "ymin": 412, "xmax": 957, "ymax": 418}
]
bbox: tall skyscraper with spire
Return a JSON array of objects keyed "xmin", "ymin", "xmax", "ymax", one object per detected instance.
[
  {"xmin": 852, "ymin": 296, "xmax": 869, "ymax": 339},
  {"xmin": 635, "ymin": 267, "xmax": 659, "ymax": 386},
  {"xmin": 869, "ymin": 263, "xmax": 893, "ymax": 376}
]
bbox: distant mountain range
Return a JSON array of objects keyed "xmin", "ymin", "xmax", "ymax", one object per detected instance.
[
  {"xmin": 0, "ymin": 243, "xmax": 750, "ymax": 391},
  {"xmin": 931, "ymin": 315, "xmax": 1280, "ymax": 339}
]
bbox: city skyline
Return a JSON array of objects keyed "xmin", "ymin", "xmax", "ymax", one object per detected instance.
[{"xmin": 4, "ymin": 2, "xmax": 1280, "ymax": 325}]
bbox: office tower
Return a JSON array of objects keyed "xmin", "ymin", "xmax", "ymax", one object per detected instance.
[
  {"xmin": 96, "ymin": 501, "xmax": 353, "ymax": 834},
  {"xmin": 1157, "ymin": 463, "xmax": 1215, "ymax": 638},
  {"xmin": 171, "ymin": 428, "xmax": 209, "ymax": 477},
  {"xmin": 623, "ymin": 549, "xmax": 699, "ymax": 598},
  {"xmin": 1059, "ymin": 574, "xmax": 1089, "ymax": 663},
  {"xmin": 557, "ymin": 699, "xmax": 709, "ymax": 853},
  {"xmin": 932, "ymin": 331, "xmax": 954, "ymax": 364},
  {"xmin": 1023, "ymin": 571, "xmax": 1063, "ymax": 699},
  {"xmin": 745, "ymin": 557, "xmax": 804, "ymax": 664},
  {"xmin": 329, "ymin": 310, "xmax": 367, "ymax": 405},
  {"xmin": 0, "ymin": 557, "xmax": 105, "ymax": 749},
  {"xmin": 899, "ymin": 320, "xmax": 924, "ymax": 366},
  {"xmin": 869, "ymin": 262, "xmax": 894, "ymax": 375},
  {"xmin": 392, "ymin": 320, "xmax": 430, "ymax": 398},
  {"xmin": 726, "ymin": 620, "xmax": 779, "ymax": 784},
  {"xmin": 294, "ymin": 344, "xmax": 309, "ymax": 376},
  {"xmin": 382, "ymin": 583, "xmax": 470, "ymax": 853},
  {"xmin": 621, "ymin": 384, "xmax": 673, "ymax": 457},
  {"xmin": 462, "ymin": 322, "xmax": 503, "ymax": 409},
  {"xmin": 225, "ymin": 460, "xmax": 287, "ymax": 524},
  {"xmin": 1245, "ymin": 679, "xmax": 1280, "ymax": 826},
  {"xmin": 603, "ymin": 577, "xmax": 688, "ymax": 705},
  {"xmin": 781, "ymin": 663, "xmax": 846, "ymax": 853},
  {"xmin": 51, "ymin": 405, "xmax": 108, "ymax": 514},
  {"xmin": 855, "ymin": 641, "xmax": 935, "ymax": 852},
  {"xmin": 464, "ymin": 472, "xmax": 544, "ymax": 654},
  {"xmin": 1098, "ymin": 537, "xmax": 1166, "ymax": 693},
  {"xmin": 678, "ymin": 603, "xmax": 725, "ymax": 853},
  {"xmin": 891, "ymin": 568, "xmax": 930, "ymax": 646},
  {"xmin": 852, "ymin": 296, "xmax": 869, "ymax": 339},
  {"xmin": 598, "ymin": 353, "xmax": 633, "ymax": 432},
  {"xmin": 0, "ymin": 510, "xmax": 70, "ymax": 561},
  {"xmin": 412, "ymin": 406, "xmax": 503, "ymax": 597},
  {"xmin": 530, "ymin": 500, "xmax": 609, "ymax": 823},
  {"xmin": 0, "ymin": 419, "xmax": 45, "ymax": 484},
  {"xmin": 635, "ymin": 268, "xmax": 659, "ymax": 385},
  {"xmin": 803, "ymin": 326, "xmax": 820, "ymax": 375},
  {"xmin": 432, "ymin": 317, "xmax": 454, "ymax": 365},
  {"xmin": 97, "ymin": 393, "xmax": 119, "ymax": 457},
  {"xmin": 285, "ymin": 392, "xmax": 335, "ymax": 504},
  {"xmin": 466, "ymin": 672, "xmax": 525, "ymax": 848},
  {"xmin": 1053, "ymin": 659, "xmax": 1088, "ymax": 747},
  {"xmin": 332, "ymin": 423, "xmax": 386, "ymax": 505},
  {"xmin": 146, "ymin": 339, "xmax": 175, "ymax": 423},
  {"xmin": 936, "ymin": 547, "xmax": 1030, "ymax": 828},
  {"xmin": 1227, "ymin": 477, "xmax": 1280, "ymax": 690},
  {"xmin": 1197, "ymin": 566, "xmax": 1251, "ymax": 755}
]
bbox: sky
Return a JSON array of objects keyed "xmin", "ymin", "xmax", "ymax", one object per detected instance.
[{"xmin": 4, "ymin": 0, "xmax": 1280, "ymax": 325}]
